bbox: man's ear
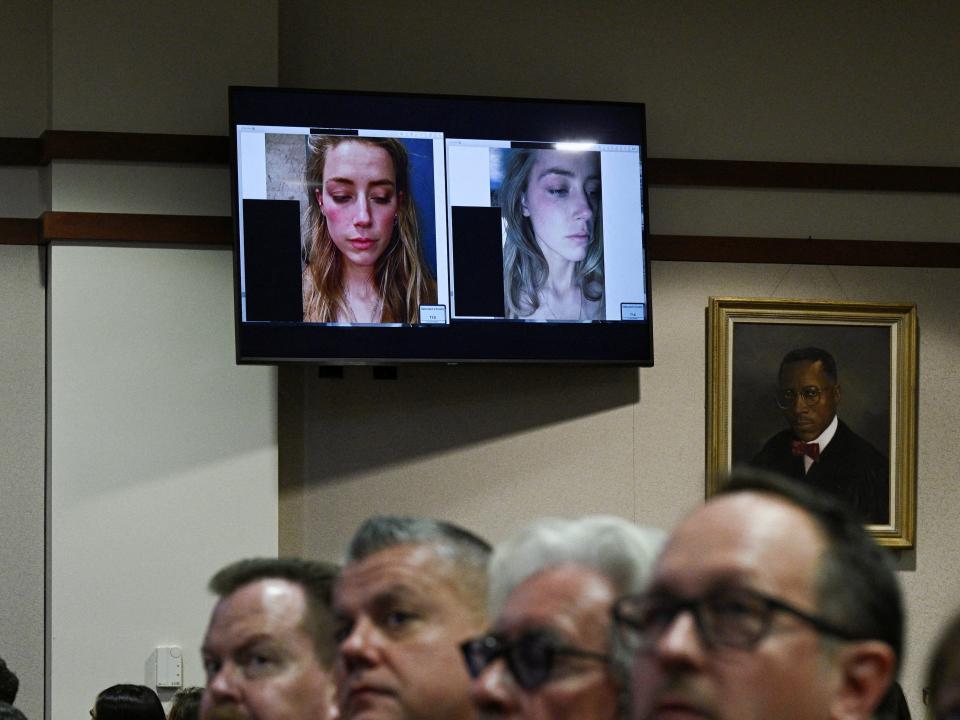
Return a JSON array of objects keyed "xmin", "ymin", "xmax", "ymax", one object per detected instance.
[
  {"xmin": 833, "ymin": 384, "xmax": 842, "ymax": 404},
  {"xmin": 829, "ymin": 640, "xmax": 895, "ymax": 720}
]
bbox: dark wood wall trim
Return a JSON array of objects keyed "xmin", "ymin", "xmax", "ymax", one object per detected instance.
[
  {"xmin": 648, "ymin": 234, "xmax": 960, "ymax": 268},
  {"xmin": 0, "ymin": 138, "xmax": 42, "ymax": 166},
  {"xmin": 2, "ymin": 131, "xmax": 959, "ymax": 193},
  {"xmin": 42, "ymin": 212, "xmax": 232, "ymax": 246},
  {"xmin": 41, "ymin": 131, "xmax": 230, "ymax": 165},
  {"xmin": 0, "ymin": 218, "xmax": 40, "ymax": 245},
  {"xmin": 4, "ymin": 211, "xmax": 959, "ymax": 268},
  {"xmin": 646, "ymin": 158, "xmax": 960, "ymax": 193},
  {"xmin": 0, "ymin": 131, "xmax": 229, "ymax": 166}
]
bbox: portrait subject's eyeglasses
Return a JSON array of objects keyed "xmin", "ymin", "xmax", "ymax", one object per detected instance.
[
  {"xmin": 611, "ymin": 587, "xmax": 860, "ymax": 652},
  {"xmin": 461, "ymin": 629, "xmax": 610, "ymax": 690},
  {"xmin": 775, "ymin": 385, "xmax": 833, "ymax": 410}
]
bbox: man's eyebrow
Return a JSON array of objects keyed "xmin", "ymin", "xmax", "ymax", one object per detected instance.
[
  {"xmin": 336, "ymin": 584, "xmax": 424, "ymax": 615},
  {"xmin": 202, "ymin": 633, "xmax": 277, "ymax": 656}
]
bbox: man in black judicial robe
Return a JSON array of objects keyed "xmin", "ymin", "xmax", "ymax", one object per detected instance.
[{"xmin": 751, "ymin": 347, "xmax": 890, "ymax": 524}]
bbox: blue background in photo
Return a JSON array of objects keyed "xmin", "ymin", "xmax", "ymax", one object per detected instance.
[{"xmin": 401, "ymin": 137, "xmax": 437, "ymax": 279}]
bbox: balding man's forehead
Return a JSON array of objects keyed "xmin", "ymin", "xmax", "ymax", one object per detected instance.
[{"xmin": 652, "ymin": 492, "xmax": 825, "ymax": 601}]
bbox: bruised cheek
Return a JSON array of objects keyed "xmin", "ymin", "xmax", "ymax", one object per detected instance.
[{"xmin": 322, "ymin": 202, "xmax": 352, "ymax": 241}]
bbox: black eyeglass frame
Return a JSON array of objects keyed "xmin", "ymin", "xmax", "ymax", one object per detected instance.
[
  {"xmin": 774, "ymin": 384, "xmax": 835, "ymax": 410},
  {"xmin": 460, "ymin": 630, "xmax": 611, "ymax": 690},
  {"xmin": 611, "ymin": 587, "xmax": 862, "ymax": 651}
]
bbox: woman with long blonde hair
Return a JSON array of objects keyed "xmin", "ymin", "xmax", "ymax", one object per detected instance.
[
  {"xmin": 302, "ymin": 135, "xmax": 435, "ymax": 323},
  {"xmin": 500, "ymin": 148, "xmax": 604, "ymax": 320}
]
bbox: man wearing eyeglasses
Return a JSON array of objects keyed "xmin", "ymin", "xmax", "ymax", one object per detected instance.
[
  {"xmin": 750, "ymin": 346, "xmax": 889, "ymax": 524},
  {"xmin": 615, "ymin": 470, "xmax": 901, "ymax": 720},
  {"xmin": 463, "ymin": 516, "xmax": 664, "ymax": 720}
]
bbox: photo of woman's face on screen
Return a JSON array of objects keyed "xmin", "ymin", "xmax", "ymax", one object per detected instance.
[
  {"xmin": 317, "ymin": 140, "xmax": 399, "ymax": 271},
  {"xmin": 300, "ymin": 135, "xmax": 437, "ymax": 325},
  {"xmin": 494, "ymin": 147, "xmax": 605, "ymax": 322}
]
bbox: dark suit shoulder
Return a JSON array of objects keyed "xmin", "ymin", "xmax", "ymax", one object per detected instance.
[{"xmin": 813, "ymin": 419, "xmax": 890, "ymax": 524}]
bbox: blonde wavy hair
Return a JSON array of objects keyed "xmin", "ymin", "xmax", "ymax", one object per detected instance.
[
  {"xmin": 302, "ymin": 135, "xmax": 435, "ymax": 323},
  {"xmin": 499, "ymin": 149, "xmax": 604, "ymax": 319}
]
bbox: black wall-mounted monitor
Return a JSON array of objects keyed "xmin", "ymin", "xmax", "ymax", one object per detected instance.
[{"xmin": 230, "ymin": 86, "xmax": 653, "ymax": 365}]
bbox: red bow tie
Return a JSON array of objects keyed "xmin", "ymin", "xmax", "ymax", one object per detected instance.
[{"xmin": 791, "ymin": 440, "xmax": 820, "ymax": 461}]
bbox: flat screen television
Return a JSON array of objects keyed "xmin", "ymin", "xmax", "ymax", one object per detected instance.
[{"xmin": 230, "ymin": 86, "xmax": 652, "ymax": 365}]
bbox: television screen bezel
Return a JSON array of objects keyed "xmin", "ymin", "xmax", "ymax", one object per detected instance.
[{"xmin": 229, "ymin": 86, "xmax": 654, "ymax": 366}]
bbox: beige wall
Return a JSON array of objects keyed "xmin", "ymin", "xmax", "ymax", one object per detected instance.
[
  {"xmin": 0, "ymin": 246, "xmax": 46, "ymax": 720},
  {"xmin": 0, "ymin": 2, "xmax": 280, "ymax": 719},
  {"xmin": 42, "ymin": 2, "xmax": 280, "ymax": 716},
  {"xmin": 277, "ymin": 3, "xmax": 960, "ymax": 717},
  {"xmin": 47, "ymin": 245, "xmax": 279, "ymax": 720},
  {"xmin": 50, "ymin": 0, "xmax": 276, "ymax": 134}
]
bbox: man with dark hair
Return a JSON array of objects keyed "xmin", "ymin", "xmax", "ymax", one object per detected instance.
[
  {"xmin": 0, "ymin": 703, "xmax": 27, "ymax": 720},
  {"xmin": 200, "ymin": 557, "xmax": 339, "ymax": 720},
  {"xmin": 0, "ymin": 658, "xmax": 17, "ymax": 706},
  {"xmin": 751, "ymin": 346, "xmax": 890, "ymax": 524},
  {"xmin": 333, "ymin": 516, "xmax": 492, "ymax": 720},
  {"xmin": 614, "ymin": 469, "xmax": 901, "ymax": 720}
]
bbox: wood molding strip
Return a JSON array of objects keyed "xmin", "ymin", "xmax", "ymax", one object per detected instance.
[
  {"xmin": 646, "ymin": 158, "xmax": 960, "ymax": 193},
  {"xmin": 0, "ymin": 218, "xmax": 40, "ymax": 245},
  {"xmin": 2, "ymin": 131, "xmax": 959, "ymax": 193},
  {"xmin": 41, "ymin": 212, "xmax": 232, "ymax": 246},
  {"xmin": 648, "ymin": 234, "xmax": 960, "ymax": 267},
  {"xmin": 0, "ymin": 137, "xmax": 42, "ymax": 166},
  {"xmin": 4, "ymin": 212, "xmax": 959, "ymax": 268},
  {"xmin": 40, "ymin": 130, "xmax": 230, "ymax": 165}
]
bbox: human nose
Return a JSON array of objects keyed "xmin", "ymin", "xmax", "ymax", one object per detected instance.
[
  {"xmin": 790, "ymin": 392, "xmax": 810, "ymax": 413},
  {"xmin": 572, "ymin": 187, "xmax": 594, "ymax": 221},
  {"xmin": 205, "ymin": 661, "xmax": 242, "ymax": 704},
  {"xmin": 651, "ymin": 608, "xmax": 707, "ymax": 670},
  {"xmin": 339, "ymin": 616, "xmax": 383, "ymax": 669},
  {"xmin": 471, "ymin": 659, "xmax": 518, "ymax": 717},
  {"xmin": 353, "ymin": 198, "xmax": 372, "ymax": 227}
]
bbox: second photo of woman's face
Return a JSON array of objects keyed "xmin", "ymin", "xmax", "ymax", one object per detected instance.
[
  {"xmin": 318, "ymin": 140, "xmax": 400, "ymax": 270},
  {"xmin": 521, "ymin": 150, "xmax": 601, "ymax": 264}
]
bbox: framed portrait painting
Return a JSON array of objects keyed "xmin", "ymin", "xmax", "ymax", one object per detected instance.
[{"xmin": 706, "ymin": 297, "xmax": 917, "ymax": 547}]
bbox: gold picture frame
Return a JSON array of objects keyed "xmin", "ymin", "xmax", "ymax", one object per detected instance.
[{"xmin": 706, "ymin": 297, "xmax": 917, "ymax": 547}]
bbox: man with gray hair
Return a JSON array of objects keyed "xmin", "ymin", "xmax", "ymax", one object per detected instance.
[
  {"xmin": 463, "ymin": 516, "xmax": 664, "ymax": 720},
  {"xmin": 333, "ymin": 516, "xmax": 492, "ymax": 720}
]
